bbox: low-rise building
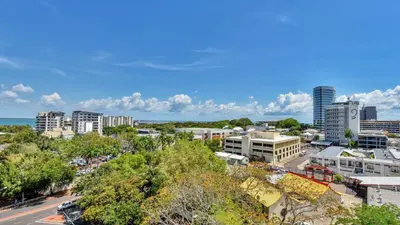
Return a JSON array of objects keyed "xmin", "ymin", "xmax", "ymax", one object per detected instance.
[
  {"xmin": 241, "ymin": 173, "xmax": 341, "ymax": 220},
  {"xmin": 36, "ymin": 111, "xmax": 65, "ymax": 132},
  {"xmin": 310, "ymin": 146, "xmax": 400, "ymax": 177},
  {"xmin": 42, "ymin": 128, "xmax": 74, "ymax": 139},
  {"xmin": 215, "ymin": 152, "xmax": 249, "ymax": 165},
  {"xmin": 345, "ymin": 176, "xmax": 400, "ymax": 206},
  {"xmin": 224, "ymin": 131, "xmax": 300, "ymax": 163},
  {"xmin": 351, "ymin": 176, "xmax": 400, "ymax": 191},
  {"xmin": 358, "ymin": 131, "xmax": 388, "ymax": 149},
  {"xmin": 175, "ymin": 128, "xmax": 233, "ymax": 141},
  {"xmin": 360, "ymin": 120, "xmax": 400, "ymax": 134},
  {"xmin": 367, "ymin": 187, "xmax": 400, "ymax": 207}
]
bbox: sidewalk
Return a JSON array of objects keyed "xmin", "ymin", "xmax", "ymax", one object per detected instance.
[{"xmin": 0, "ymin": 195, "xmax": 79, "ymax": 224}]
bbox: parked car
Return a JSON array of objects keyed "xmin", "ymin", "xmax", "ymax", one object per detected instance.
[
  {"xmin": 57, "ymin": 201, "xmax": 74, "ymax": 211},
  {"xmin": 294, "ymin": 222, "xmax": 311, "ymax": 225},
  {"xmin": 70, "ymin": 158, "xmax": 87, "ymax": 166}
]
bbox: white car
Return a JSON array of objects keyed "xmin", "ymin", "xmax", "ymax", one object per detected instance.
[
  {"xmin": 294, "ymin": 222, "xmax": 311, "ymax": 225},
  {"xmin": 57, "ymin": 201, "xmax": 74, "ymax": 211}
]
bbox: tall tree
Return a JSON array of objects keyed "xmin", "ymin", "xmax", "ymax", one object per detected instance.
[{"xmin": 335, "ymin": 203, "xmax": 400, "ymax": 225}]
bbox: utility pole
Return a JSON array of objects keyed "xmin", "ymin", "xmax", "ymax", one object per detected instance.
[{"xmin": 62, "ymin": 210, "xmax": 76, "ymax": 225}]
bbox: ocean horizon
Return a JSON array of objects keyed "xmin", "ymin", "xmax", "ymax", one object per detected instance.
[{"xmin": 0, "ymin": 118, "xmax": 36, "ymax": 126}]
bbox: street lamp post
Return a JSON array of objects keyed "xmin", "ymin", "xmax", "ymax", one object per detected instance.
[{"xmin": 21, "ymin": 170, "xmax": 25, "ymax": 204}]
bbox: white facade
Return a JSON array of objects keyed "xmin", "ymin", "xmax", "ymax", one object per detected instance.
[
  {"xmin": 215, "ymin": 152, "xmax": 249, "ymax": 165},
  {"xmin": 175, "ymin": 128, "xmax": 233, "ymax": 141},
  {"xmin": 325, "ymin": 100, "xmax": 360, "ymax": 145},
  {"xmin": 103, "ymin": 116, "xmax": 134, "ymax": 127},
  {"xmin": 310, "ymin": 146, "xmax": 400, "ymax": 177},
  {"xmin": 36, "ymin": 111, "xmax": 65, "ymax": 132},
  {"xmin": 72, "ymin": 111, "xmax": 103, "ymax": 135}
]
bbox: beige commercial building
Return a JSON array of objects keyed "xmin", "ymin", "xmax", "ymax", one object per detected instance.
[
  {"xmin": 42, "ymin": 128, "xmax": 74, "ymax": 139},
  {"xmin": 224, "ymin": 131, "xmax": 301, "ymax": 163}
]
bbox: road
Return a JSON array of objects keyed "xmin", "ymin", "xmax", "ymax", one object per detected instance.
[
  {"xmin": 0, "ymin": 195, "xmax": 78, "ymax": 225},
  {"xmin": 284, "ymin": 147, "xmax": 319, "ymax": 170}
]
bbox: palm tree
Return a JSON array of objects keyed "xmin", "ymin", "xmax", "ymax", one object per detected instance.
[
  {"xmin": 157, "ymin": 132, "xmax": 168, "ymax": 150},
  {"xmin": 344, "ymin": 129, "xmax": 354, "ymax": 149},
  {"xmin": 81, "ymin": 146, "xmax": 101, "ymax": 169}
]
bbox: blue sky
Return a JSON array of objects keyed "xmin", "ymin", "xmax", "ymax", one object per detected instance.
[{"xmin": 1, "ymin": 0, "xmax": 400, "ymax": 122}]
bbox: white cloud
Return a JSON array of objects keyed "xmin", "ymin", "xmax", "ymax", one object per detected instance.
[
  {"xmin": 75, "ymin": 85, "xmax": 400, "ymax": 120},
  {"xmin": 276, "ymin": 14, "xmax": 292, "ymax": 24},
  {"xmin": 15, "ymin": 98, "xmax": 30, "ymax": 104},
  {"xmin": 40, "ymin": 92, "xmax": 65, "ymax": 106},
  {"xmin": 265, "ymin": 92, "xmax": 313, "ymax": 114},
  {"xmin": 78, "ymin": 91, "xmax": 310, "ymax": 117},
  {"xmin": 0, "ymin": 56, "xmax": 21, "ymax": 68},
  {"xmin": 49, "ymin": 68, "xmax": 68, "ymax": 77},
  {"xmin": 190, "ymin": 48, "xmax": 226, "ymax": 54},
  {"xmin": 92, "ymin": 51, "xmax": 114, "ymax": 61},
  {"xmin": 12, "ymin": 83, "xmax": 34, "ymax": 93},
  {"xmin": 115, "ymin": 60, "xmax": 223, "ymax": 71},
  {"xmin": 338, "ymin": 86, "xmax": 400, "ymax": 111},
  {"xmin": 0, "ymin": 90, "xmax": 18, "ymax": 99},
  {"xmin": 168, "ymin": 94, "xmax": 192, "ymax": 112}
]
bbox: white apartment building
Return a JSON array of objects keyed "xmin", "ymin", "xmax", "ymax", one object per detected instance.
[
  {"xmin": 103, "ymin": 116, "xmax": 134, "ymax": 127},
  {"xmin": 325, "ymin": 100, "xmax": 360, "ymax": 145},
  {"xmin": 35, "ymin": 111, "xmax": 65, "ymax": 132},
  {"xmin": 175, "ymin": 128, "xmax": 233, "ymax": 141},
  {"xmin": 72, "ymin": 111, "xmax": 103, "ymax": 135},
  {"xmin": 224, "ymin": 131, "xmax": 301, "ymax": 164},
  {"xmin": 310, "ymin": 146, "xmax": 400, "ymax": 177}
]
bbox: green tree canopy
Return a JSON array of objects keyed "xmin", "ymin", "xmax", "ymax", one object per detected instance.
[
  {"xmin": 0, "ymin": 143, "xmax": 75, "ymax": 198},
  {"xmin": 336, "ymin": 203, "xmax": 400, "ymax": 225},
  {"xmin": 276, "ymin": 118, "xmax": 301, "ymax": 129}
]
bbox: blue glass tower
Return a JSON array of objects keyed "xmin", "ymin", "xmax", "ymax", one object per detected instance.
[{"xmin": 313, "ymin": 86, "xmax": 336, "ymax": 130}]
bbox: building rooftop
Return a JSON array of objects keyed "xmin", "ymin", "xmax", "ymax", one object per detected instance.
[
  {"xmin": 314, "ymin": 146, "xmax": 400, "ymax": 164},
  {"xmin": 215, "ymin": 152, "xmax": 247, "ymax": 160},
  {"xmin": 361, "ymin": 120, "xmax": 400, "ymax": 123},
  {"xmin": 359, "ymin": 132, "xmax": 387, "ymax": 138},
  {"xmin": 315, "ymin": 146, "xmax": 343, "ymax": 158},
  {"xmin": 367, "ymin": 187, "xmax": 400, "ymax": 207},
  {"xmin": 226, "ymin": 134, "xmax": 299, "ymax": 143},
  {"xmin": 175, "ymin": 128, "xmax": 233, "ymax": 132},
  {"xmin": 37, "ymin": 111, "xmax": 65, "ymax": 116},
  {"xmin": 311, "ymin": 140, "xmax": 332, "ymax": 146},
  {"xmin": 73, "ymin": 111, "xmax": 103, "ymax": 115},
  {"xmin": 352, "ymin": 176, "xmax": 400, "ymax": 186},
  {"xmin": 241, "ymin": 172, "xmax": 339, "ymax": 208}
]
